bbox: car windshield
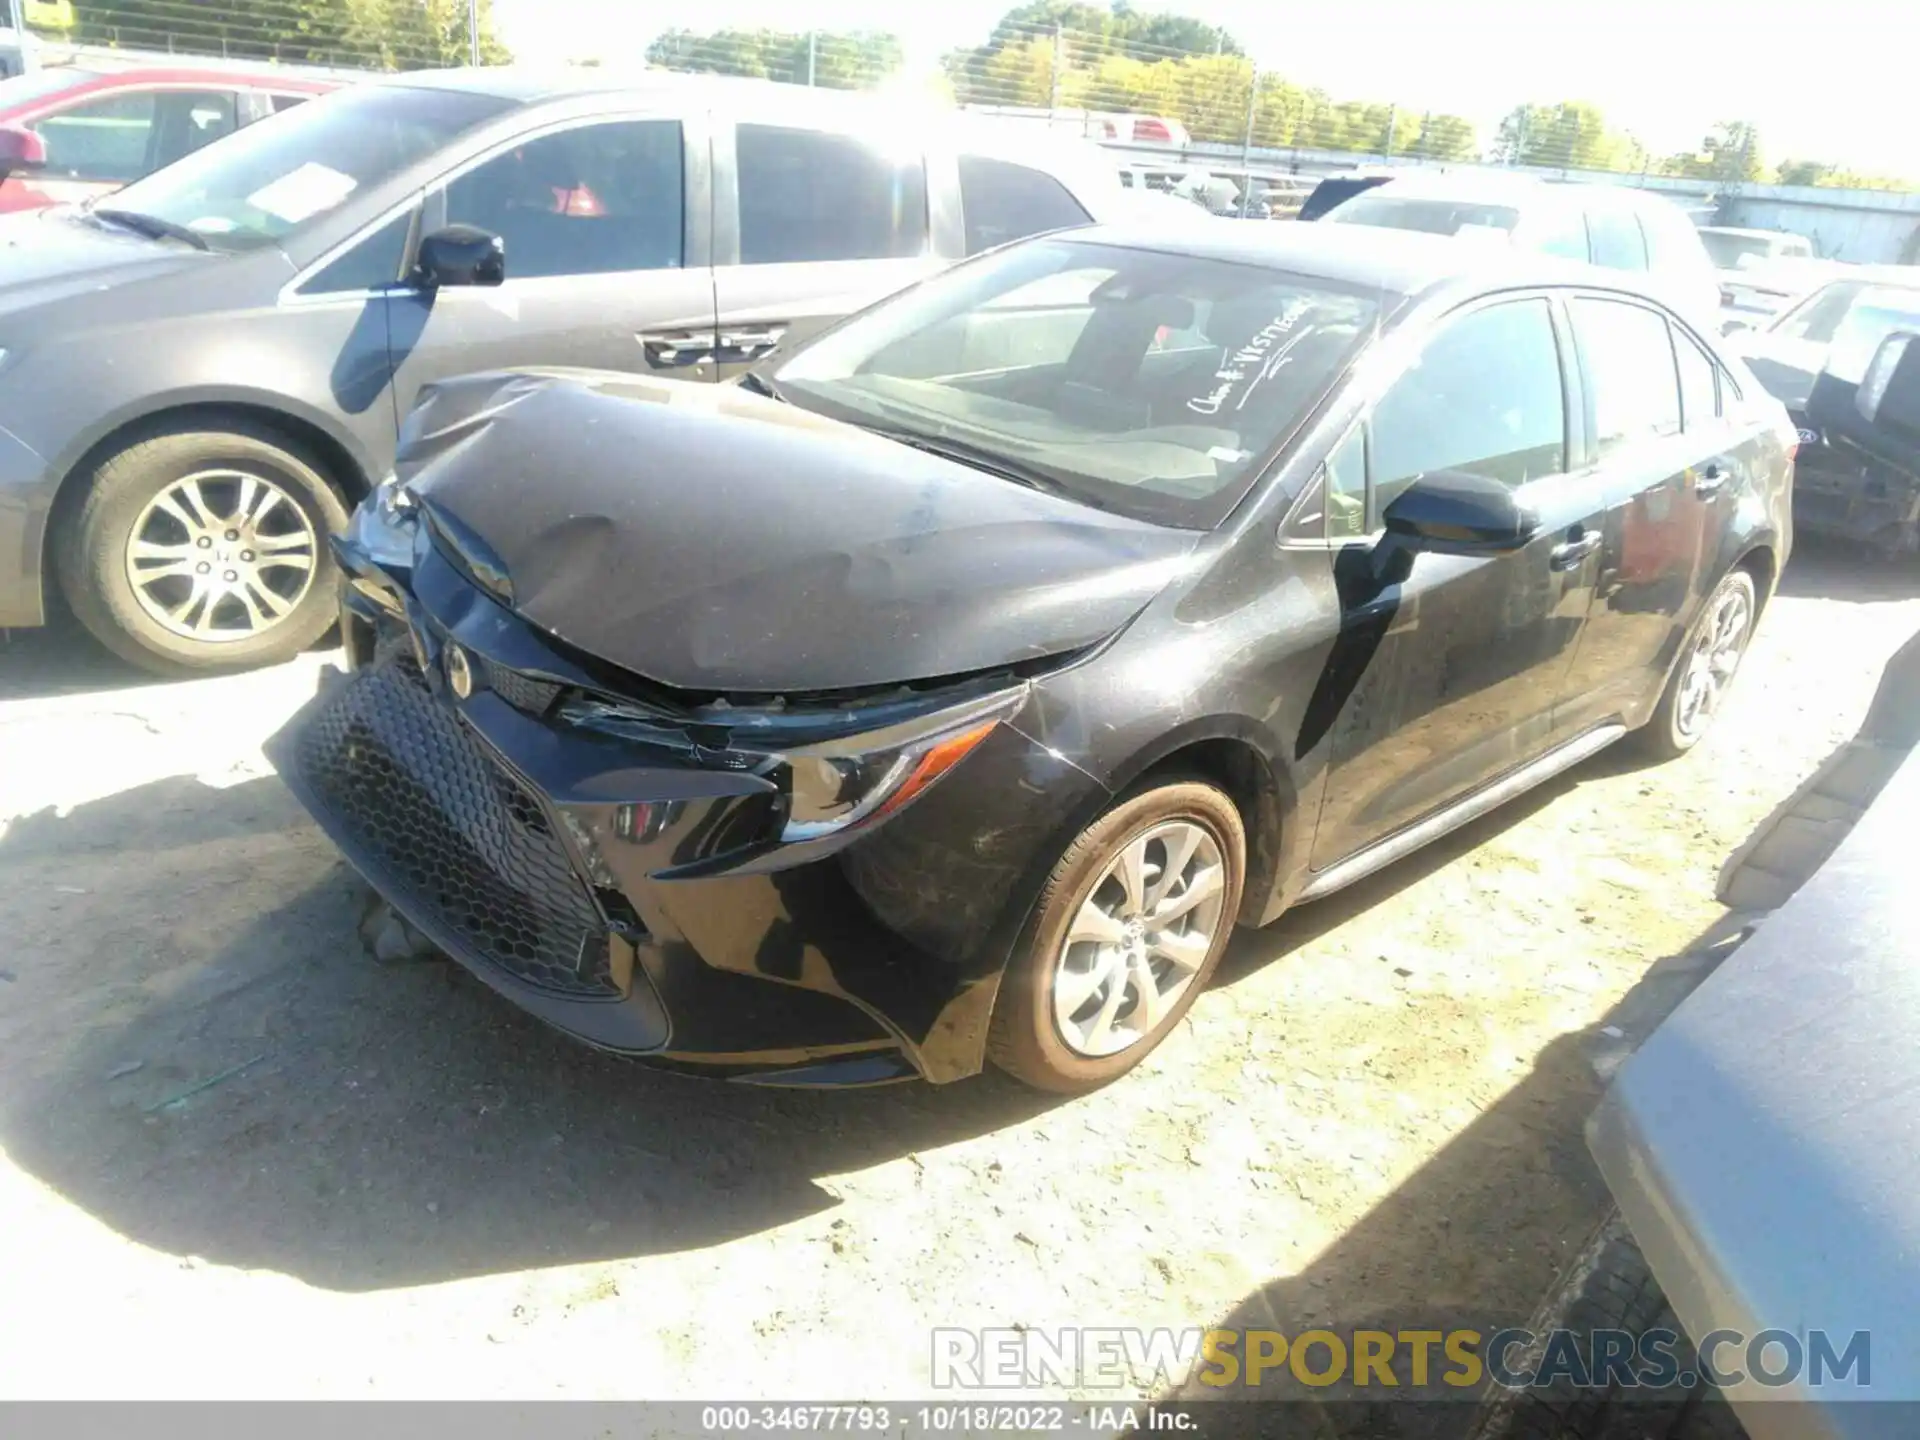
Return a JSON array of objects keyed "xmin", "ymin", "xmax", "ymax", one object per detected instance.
[
  {"xmin": 1700, "ymin": 232, "xmax": 1780, "ymax": 269},
  {"xmin": 771, "ymin": 238, "xmax": 1385, "ymax": 530},
  {"xmin": 0, "ymin": 66, "xmax": 95, "ymax": 110},
  {"xmin": 1324, "ymin": 194, "xmax": 1521, "ymax": 238},
  {"xmin": 96, "ymin": 83, "xmax": 513, "ymax": 252}
]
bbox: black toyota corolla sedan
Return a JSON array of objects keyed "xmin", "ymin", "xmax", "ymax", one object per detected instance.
[{"xmin": 268, "ymin": 222, "xmax": 1795, "ymax": 1093}]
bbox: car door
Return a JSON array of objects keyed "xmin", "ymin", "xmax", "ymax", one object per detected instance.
[
  {"xmin": 383, "ymin": 110, "xmax": 719, "ymax": 425},
  {"xmin": 1553, "ymin": 296, "xmax": 1733, "ymax": 732},
  {"xmin": 1305, "ymin": 293, "xmax": 1610, "ymax": 869},
  {"xmin": 709, "ymin": 118, "xmax": 945, "ymax": 380}
]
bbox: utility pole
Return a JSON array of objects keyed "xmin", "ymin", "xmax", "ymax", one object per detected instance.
[
  {"xmin": 806, "ymin": 31, "xmax": 817, "ymax": 86},
  {"xmin": 1238, "ymin": 67, "xmax": 1257, "ymax": 218},
  {"xmin": 468, "ymin": 0, "xmax": 481, "ymax": 67},
  {"xmin": 9, "ymin": 0, "xmax": 34, "ymax": 70},
  {"xmin": 1383, "ymin": 103, "xmax": 1397, "ymax": 159},
  {"xmin": 1048, "ymin": 22, "xmax": 1064, "ymax": 115}
]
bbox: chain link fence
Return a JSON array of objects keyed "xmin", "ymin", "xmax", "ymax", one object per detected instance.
[{"xmin": 7, "ymin": 1, "xmax": 1916, "ymax": 195}]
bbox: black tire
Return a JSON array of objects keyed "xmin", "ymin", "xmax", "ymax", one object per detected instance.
[
  {"xmin": 1632, "ymin": 569, "xmax": 1758, "ymax": 764},
  {"xmin": 55, "ymin": 418, "xmax": 350, "ymax": 677},
  {"xmin": 987, "ymin": 777, "xmax": 1245, "ymax": 1094},
  {"xmin": 1484, "ymin": 1210, "xmax": 1745, "ymax": 1440}
]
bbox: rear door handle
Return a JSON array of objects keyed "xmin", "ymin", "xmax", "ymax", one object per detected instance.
[
  {"xmin": 1693, "ymin": 461, "xmax": 1730, "ymax": 499},
  {"xmin": 640, "ymin": 329, "xmax": 715, "ymax": 367},
  {"xmin": 718, "ymin": 325, "xmax": 789, "ymax": 361},
  {"xmin": 1549, "ymin": 528, "xmax": 1603, "ymax": 570}
]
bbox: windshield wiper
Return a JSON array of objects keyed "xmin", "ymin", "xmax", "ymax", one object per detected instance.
[
  {"xmin": 91, "ymin": 208, "xmax": 211, "ymax": 251},
  {"xmin": 865, "ymin": 424, "xmax": 1071, "ymax": 500}
]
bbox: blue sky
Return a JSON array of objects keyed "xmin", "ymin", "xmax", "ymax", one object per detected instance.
[{"xmin": 492, "ymin": 0, "xmax": 1913, "ymax": 175}]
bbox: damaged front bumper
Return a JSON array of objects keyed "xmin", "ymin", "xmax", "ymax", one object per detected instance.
[{"xmin": 272, "ymin": 506, "xmax": 1110, "ymax": 1086}]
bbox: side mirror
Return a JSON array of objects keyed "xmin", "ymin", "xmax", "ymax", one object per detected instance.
[
  {"xmin": 0, "ymin": 123, "xmax": 47, "ymax": 183},
  {"xmin": 1382, "ymin": 470, "xmax": 1539, "ymax": 556},
  {"xmin": 1721, "ymin": 317, "xmax": 1753, "ymax": 337},
  {"xmin": 414, "ymin": 225, "xmax": 505, "ymax": 288},
  {"xmin": 1857, "ymin": 332, "xmax": 1920, "ymax": 439}
]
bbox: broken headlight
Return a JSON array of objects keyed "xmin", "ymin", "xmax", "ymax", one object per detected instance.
[{"xmin": 780, "ymin": 688, "xmax": 1027, "ymax": 842}]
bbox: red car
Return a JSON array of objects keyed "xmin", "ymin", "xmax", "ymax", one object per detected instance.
[{"xmin": 0, "ymin": 64, "xmax": 337, "ymax": 213}]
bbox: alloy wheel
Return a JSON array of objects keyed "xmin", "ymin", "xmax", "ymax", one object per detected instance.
[
  {"xmin": 1675, "ymin": 580, "xmax": 1753, "ymax": 743},
  {"xmin": 1051, "ymin": 819, "xmax": 1226, "ymax": 1058},
  {"xmin": 124, "ymin": 469, "xmax": 319, "ymax": 642}
]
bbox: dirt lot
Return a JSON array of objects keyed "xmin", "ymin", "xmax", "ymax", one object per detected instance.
[{"xmin": 1, "ymin": 541, "xmax": 1915, "ymax": 1414}]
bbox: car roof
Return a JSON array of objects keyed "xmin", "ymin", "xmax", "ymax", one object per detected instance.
[
  {"xmin": 1070, "ymin": 217, "xmax": 1636, "ymax": 304},
  {"xmin": 384, "ymin": 64, "xmax": 902, "ymax": 110},
  {"xmin": 1699, "ymin": 226, "xmax": 1800, "ymax": 240},
  {"xmin": 33, "ymin": 63, "xmax": 334, "ymax": 90}
]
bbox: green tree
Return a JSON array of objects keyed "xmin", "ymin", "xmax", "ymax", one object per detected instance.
[
  {"xmin": 1494, "ymin": 102, "xmax": 1636, "ymax": 171},
  {"xmin": 1409, "ymin": 114, "xmax": 1479, "ymax": 162},
  {"xmin": 1775, "ymin": 158, "xmax": 1834, "ymax": 187},
  {"xmin": 1660, "ymin": 121, "xmax": 1764, "ymax": 183},
  {"xmin": 73, "ymin": 0, "xmax": 509, "ymax": 68},
  {"xmin": 646, "ymin": 27, "xmax": 902, "ymax": 89}
]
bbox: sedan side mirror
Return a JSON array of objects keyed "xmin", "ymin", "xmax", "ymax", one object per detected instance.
[
  {"xmin": 1382, "ymin": 470, "xmax": 1539, "ymax": 556},
  {"xmin": 0, "ymin": 123, "xmax": 47, "ymax": 183},
  {"xmin": 1856, "ymin": 331, "xmax": 1920, "ymax": 440},
  {"xmin": 414, "ymin": 225, "xmax": 505, "ymax": 289}
]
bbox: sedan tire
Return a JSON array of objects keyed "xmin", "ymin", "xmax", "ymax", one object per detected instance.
[
  {"xmin": 56, "ymin": 419, "xmax": 349, "ymax": 676},
  {"xmin": 1635, "ymin": 567, "xmax": 1758, "ymax": 762},
  {"xmin": 988, "ymin": 777, "xmax": 1245, "ymax": 1093}
]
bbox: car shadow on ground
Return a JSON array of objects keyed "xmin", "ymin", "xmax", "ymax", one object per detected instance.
[
  {"xmin": 1168, "ymin": 907, "xmax": 1760, "ymax": 1440},
  {"xmin": 0, "ymin": 601, "xmax": 341, "ymax": 703},
  {"xmin": 0, "ymin": 741, "xmax": 1631, "ymax": 1296},
  {"xmin": 0, "ymin": 607, "xmax": 160, "ymax": 701}
]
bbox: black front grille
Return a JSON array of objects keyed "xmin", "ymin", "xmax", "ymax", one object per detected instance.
[
  {"xmin": 294, "ymin": 657, "xmax": 617, "ymax": 997},
  {"xmin": 479, "ymin": 658, "xmax": 562, "ymax": 716}
]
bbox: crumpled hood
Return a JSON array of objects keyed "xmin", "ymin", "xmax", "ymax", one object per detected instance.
[
  {"xmin": 398, "ymin": 369, "xmax": 1201, "ymax": 695},
  {"xmin": 0, "ymin": 206, "xmax": 214, "ymax": 316}
]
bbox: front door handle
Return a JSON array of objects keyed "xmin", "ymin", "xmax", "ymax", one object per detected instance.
[
  {"xmin": 1549, "ymin": 528, "xmax": 1603, "ymax": 570},
  {"xmin": 640, "ymin": 329, "xmax": 715, "ymax": 368},
  {"xmin": 718, "ymin": 325, "xmax": 789, "ymax": 361},
  {"xmin": 1693, "ymin": 461, "xmax": 1730, "ymax": 499}
]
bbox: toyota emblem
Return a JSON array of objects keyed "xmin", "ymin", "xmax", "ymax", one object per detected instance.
[{"xmin": 445, "ymin": 644, "xmax": 473, "ymax": 700}]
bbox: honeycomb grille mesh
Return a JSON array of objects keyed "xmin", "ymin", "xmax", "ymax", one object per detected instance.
[
  {"xmin": 479, "ymin": 658, "xmax": 562, "ymax": 716},
  {"xmin": 295, "ymin": 656, "xmax": 615, "ymax": 997}
]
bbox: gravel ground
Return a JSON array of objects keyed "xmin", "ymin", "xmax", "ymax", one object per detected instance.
[{"xmin": 1, "ymin": 540, "xmax": 1915, "ymax": 1413}]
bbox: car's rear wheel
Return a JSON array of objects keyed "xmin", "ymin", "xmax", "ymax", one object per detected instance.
[
  {"xmin": 987, "ymin": 777, "xmax": 1245, "ymax": 1093},
  {"xmin": 55, "ymin": 419, "xmax": 350, "ymax": 677},
  {"xmin": 1636, "ymin": 568, "xmax": 1757, "ymax": 762}
]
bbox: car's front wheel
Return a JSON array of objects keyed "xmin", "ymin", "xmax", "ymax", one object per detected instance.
[
  {"xmin": 988, "ymin": 777, "xmax": 1245, "ymax": 1093},
  {"xmin": 55, "ymin": 418, "xmax": 349, "ymax": 677},
  {"xmin": 1636, "ymin": 567, "xmax": 1758, "ymax": 761}
]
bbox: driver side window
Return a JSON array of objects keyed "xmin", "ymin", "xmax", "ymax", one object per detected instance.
[{"xmin": 1368, "ymin": 298, "xmax": 1567, "ymax": 519}]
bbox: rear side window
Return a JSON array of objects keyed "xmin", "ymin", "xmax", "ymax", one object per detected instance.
[
  {"xmin": 1585, "ymin": 208, "xmax": 1649, "ymax": 270},
  {"xmin": 270, "ymin": 93, "xmax": 312, "ymax": 114},
  {"xmin": 1369, "ymin": 298, "xmax": 1567, "ymax": 512},
  {"xmin": 1572, "ymin": 298, "xmax": 1682, "ymax": 454},
  {"xmin": 737, "ymin": 124, "xmax": 927, "ymax": 265},
  {"xmin": 444, "ymin": 119, "xmax": 684, "ymax": 280},
  {"xmin": 1675, "ymin": 330, "xmax": 1721, "ymax": 429},
  {"xmin": 958, "ymin": 154, "xmax": 1090, "ymax": 255}
]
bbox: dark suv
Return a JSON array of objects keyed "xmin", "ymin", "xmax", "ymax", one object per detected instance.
[{"xmin": 0, "ymin": 69, "xmax": 1127, "ymax": 673}]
